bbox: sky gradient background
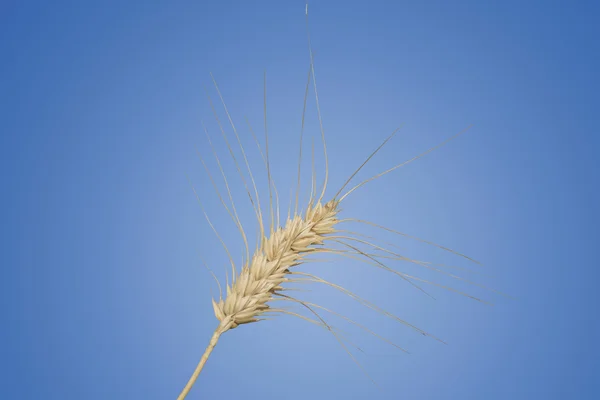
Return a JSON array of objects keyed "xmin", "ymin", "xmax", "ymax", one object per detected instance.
[{"xmin": 1, "ymin": 1, "xmax": 599, "ymax": 399}]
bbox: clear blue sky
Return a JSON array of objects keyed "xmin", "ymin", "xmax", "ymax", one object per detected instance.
[{"xmin": 1, "ymin": 1, "xmax": 599, "ymax": 399}]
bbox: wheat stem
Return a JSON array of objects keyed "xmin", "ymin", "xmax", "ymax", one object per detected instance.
[{"xmin": 177, "ymin": 320, "xmax": 231, "ymax": 400}]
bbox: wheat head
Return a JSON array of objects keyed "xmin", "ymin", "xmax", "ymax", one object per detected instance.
[
  {"xmin": 176, "ymin": 5, "xmax": 495, "ymax": 399},
  {"xmin": 212, "ymin": 199, "xmax": 339, "ymax": 330}
]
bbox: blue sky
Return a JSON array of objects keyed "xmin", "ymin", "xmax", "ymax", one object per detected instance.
[{"xmin": 1, "ymin": 1, "xmax": 599, "ymax": 399}]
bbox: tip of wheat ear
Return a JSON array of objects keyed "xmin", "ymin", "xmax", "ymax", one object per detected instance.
[{"xmin": 212, "ymin": 199, "xmax": 339, "ymax": 330}]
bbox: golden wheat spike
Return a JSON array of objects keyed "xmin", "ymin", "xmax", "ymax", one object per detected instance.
[{"xmin": 177, "ymin": 5, "xmax": 494, "ymax": 399}]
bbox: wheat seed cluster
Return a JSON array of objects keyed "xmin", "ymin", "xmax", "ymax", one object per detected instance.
[{"xmin": 212, "ymin": 200, "xmax": 339, "ymax": 330}]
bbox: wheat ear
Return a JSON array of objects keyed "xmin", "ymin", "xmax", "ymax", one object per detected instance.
[{"xmin": 177, "ymin": 5, "xmax": 494, "ymax": 399}]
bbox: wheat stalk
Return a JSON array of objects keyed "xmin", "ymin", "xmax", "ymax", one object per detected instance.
[{"xmin": 177, "ymin": 5, "xmax": 494, "ymax": 399}]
